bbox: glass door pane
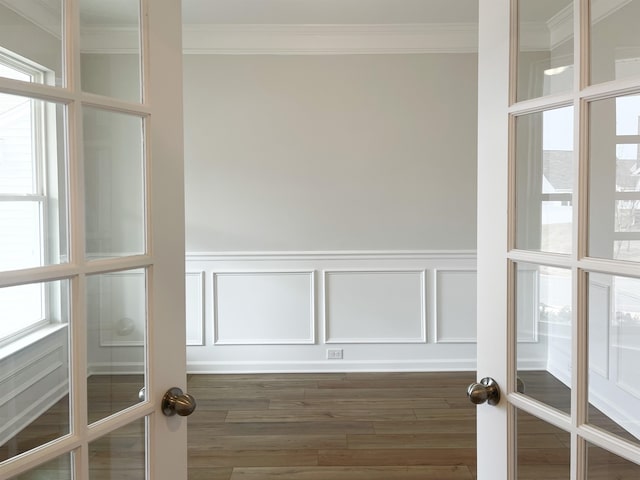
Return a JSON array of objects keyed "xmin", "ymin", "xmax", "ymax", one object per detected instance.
[
  {"xmin": 80, "ymin": 0, "xmax": 142, "ymax": 103},
  {"xmin": 0, "ymin": 280, "xmax": 70, "ymax": 463},
  {"xmin": 0, "ymin": 1, "xmax": 63, "ymax": 87},
  {"xmin": 516, "ymin": 263, "xmax": 572, "ymax": 413},
  {"xmin": 515, "ymin": 107, "xmax": 574, "ymax": 254},
  {"xmin": 83, "ymin": 107, "xmax": 145, "ymax": 260},
  {"xmin": 589, "ymin": 95, "xmax": 640, "ymax": 261},
  {"xmin": 86, "ymin": 269, "xmax": 147, "ymax": 423},
  {"xmin": 517, "ymin": 0, "xmax": 574, "ymax": 101},
  {"xmin": 588, "ymin": 272, "xmax": 640, "ymax": 446},
  {"xmin": 590, "ymin": 0, "xmax": 640, "ymax": 85},
  {"xmin": 0, "ymin": 94, "xmax": 68, "ymax": 270}
]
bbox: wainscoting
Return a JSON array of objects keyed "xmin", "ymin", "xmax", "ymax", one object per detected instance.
[
  {"xmin": 185, "ymin": 251, "xmax": 478, "ymax": 373},
  {"xmin": 0, "ymin": 326, "xmax": 68, "ymax": 450}
]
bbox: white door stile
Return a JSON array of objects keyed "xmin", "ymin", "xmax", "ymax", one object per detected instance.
[
  {"xmin": 0, "ymin": 0, "xmax": 187, "ymax": 478},
  {"xmin": 144, "ymin": 0, "xmax": 188, "ymax": 478},
  {"xmin": 480, "ymin": 0, "xmax": 640, "ymax": 477},
  {"xmin": 477, "ymin": 0, "xmax": 511, "ymax": 478}
]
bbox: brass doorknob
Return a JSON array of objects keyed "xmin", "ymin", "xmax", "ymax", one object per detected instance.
[
  {"xmin": 162, "ymin": 387, "xmax": 197, "ymax": 416},
  {"xmin": 467, "ymin": 377, "xmax": 501, "ymax": 406}
]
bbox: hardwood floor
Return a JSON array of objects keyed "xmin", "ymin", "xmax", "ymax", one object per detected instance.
[
  {"xmin": 3, "ymin": 371, "xmax": 640, "ymax": 479},
  {"xmin": 187, "ymin": 372, "xmax": 478, "ymax": 480}
]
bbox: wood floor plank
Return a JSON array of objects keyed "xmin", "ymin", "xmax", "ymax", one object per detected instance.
[
  {"xmin": 318, "ymin": 448, "xmax": 477, "ymax": 466},
  {"xmin": 413, "ymin": 408, "xmax": 476, "ymax": 420},
  {"xmin": 347, "ymin": 433, "xmax": 476, "ymax": 449},
  {"xmin": 189, "ymin": 449, "xmax": 319, "ymax": 468},
  {"xmin": 225, "ymin": 409, "xmax": 417, "ymax": 423},
  {"xmin": 195, "ymin": 421, "xmax": 376, "ymax": 436},
  {"xmin": 269, "ymin": 398, "xmax": 449, "ymax": 410},
  {"xmin": 373, "ymin": 419, "xmax": 476, "ymax": 434},
  {"xmin": 189, "ymin": 434, "xmax": 347, "ymax": 451},
  {"xmin": 303, "ymin": 387, "xmax": 462, "ymax": 400},
  {"xmin": 188, "ymin": 467, "xmax": 233, "ymax": 480},
  {"xmin": 13, "ymin": 370, "xmax": 622, "ymax": 479},
  {"xmin": 229, "ymin": 466, "xmax": 475, "ymax": 479}
]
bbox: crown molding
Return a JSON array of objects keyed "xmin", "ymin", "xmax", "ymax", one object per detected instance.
[
  {"xmin": 182, "ymin": 23, "xmax": 479, "ymax": 55},
  {"xmin": 0, "ymin": 0, "xmax": 61, "ymax": 38}
]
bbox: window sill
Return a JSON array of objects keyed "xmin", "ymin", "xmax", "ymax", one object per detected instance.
[{"xmin": 0, "ymin": 323, "xmax": 67, "ymax": 362}]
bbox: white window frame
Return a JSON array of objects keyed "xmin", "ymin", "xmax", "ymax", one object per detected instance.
[{"xmin": 0, "ymin": 48, "xmax": 59, "ymax": 345}]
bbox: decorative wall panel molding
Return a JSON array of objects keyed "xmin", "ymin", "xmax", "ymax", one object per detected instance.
[
  {"xmin": 588, "ymin": 281, "xmax": 610, "ymax": 379},
  {"xmin": 0, "ymin": 327, "xmax": 68, "ymax": 446},
  {"xmin": 96, "ymin": 271, "xmax": 145, "ymax": 347},
  {"xmin": 516, "ymin": 267, "xmax": 539, "ymax": 343},
  {"xmin": 213, "ymin": 271, "xmax": 315, "ymax": 345},
  {"xmin": 434, "ymin": 270, "xmax": 477, "ymax": 343},
  {"xmin": 185, "ymin": 271, "xmax": 205, "ymax": 346},
  {"xmin": 186, "ymin": 251, "xmax": 478, "ymax": 373},
  {"xmin": 324, "ymin": 270, "xmax": 426, "ymax": 343}
]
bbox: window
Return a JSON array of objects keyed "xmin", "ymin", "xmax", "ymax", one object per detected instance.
[{"xmin": 0, "ymin": 50, "xmax": 66, "ymax": 342}]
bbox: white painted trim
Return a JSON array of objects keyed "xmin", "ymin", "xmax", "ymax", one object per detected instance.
[
  {"xmin": 87, "ymin": 362, "xmax": 145, "ymax": 376},
  {"xmin": 185, "ymin": 271, "xmax": 205, "ymax": 346},
  {"xmin": 0, "ymin": 381, "xmax": 68, "ymax": 446},
  {"xmin": 322, "ymin": 269, "xmax": 427, "ymax": 344},
  {"xmin": 74, "ymin": 23, "xmax": 480, "ymax": 55},
  {"xmin": 186, "ymin": 358, "xmax": 476, "ymax": 374},
  {"xmin": 0, "ymin": 357, "xmax": 63, "ymax": 406},
  {"xmin": 187, "ymin": 250, "xmax": 477, "ymax": 262},
  {"xmin": 588, "ymin": 281, "xmax": 610, "ymax": 379},
  {"xmin": 80, "ymin": 26, "xmax": 140, "ymax": 54},
  {"xmin": 433, "ymin": 269, "xmax": 477, "ymax": 344},
  {"xmin": 212, "ymin": 270, "xmax": 316, "ymax": 345},
  {"xmin": 0, "ymin": 0, "xmax": 61, "ymax": 39},
  {"xmin": 183, "ymin": 23, "xmax": 478, "ymax": 55}
]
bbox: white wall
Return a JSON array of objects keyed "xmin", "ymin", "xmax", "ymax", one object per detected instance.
[
  {"xmin": 181, "ymin": 52, "xmax": 480, "ymax": 372},
  {"xmin": 183, "ymin": 53, "xmax": 478, "ymax": 251}
]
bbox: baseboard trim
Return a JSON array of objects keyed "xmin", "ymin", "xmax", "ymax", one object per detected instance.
[{"xmin": 186, "ymin": 359, "xmax": 476, "ymax": 374}]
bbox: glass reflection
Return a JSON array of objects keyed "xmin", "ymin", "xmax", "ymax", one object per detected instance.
[
  {"xmin": 0, "ymin": 1, "xmax": 63, "ymax": 87},
  {"xmin": 9, "ymin": 453, "xmax": 72, "ymax": 480},
  {"xmin": 516, "ymin": 408, "xmax": 570, "ymax": 479},
  {"xmin": 588, "ymin": 273, "xmax": 640, "ymax": 446},
  {"xmin": 517, "ymin": 0, "xmax": 574, "ymax": 101},
  {"xmin": 80, "ymin": 0, "xmax": 142, "ymax": 102},
  {"xmin": 89, "ymin": 418, "xmax": 146, "ymax": 479},
  {"xmin": 83, "ymin": 107, "xmax": 145, "ymax": 260},
  {"xmin": 587, "ymin": 443, "xmax": 640, "ymax": 479},
  {"xmin": 516, "ymin": 263, "xmax": 572, "ymax": 413},
  {"xmin": 86, "ymin": 270, "xmax": 146, "ymax": 424},
  {"xmin": 0, "ymin": 280, "xmax": 70, "ymax": 463},
  {"xmin": 591, "ymin": 0, "xmax": 640, "ymax": 85},
  {"xmin": 0, "ymin": 94, "xmax": 68, "ymax": 271},
  {"xmin": 515, "ymin": 107, "xmax": 574, "ymax": 254},
  {"xmin": 589, "ymin": 95, "xmax": 640, "ymax": 262}
]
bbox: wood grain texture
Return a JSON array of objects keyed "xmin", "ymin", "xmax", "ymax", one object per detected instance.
[
  {"xmin": 187, "ymin": 372, "xmax": 478, "ymax": 479},
  {"xmin": 5, "ymin": 371, "xmax": 640, "ymax": 479}
]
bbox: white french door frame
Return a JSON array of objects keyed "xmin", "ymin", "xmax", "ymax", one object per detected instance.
[
  {"xmin": 478, "ymin": 0, "xmax": 640, "ymax": 478},
  {"xmin": 0, "ymin": 0, "xmax": 187, "ymax": 478}
]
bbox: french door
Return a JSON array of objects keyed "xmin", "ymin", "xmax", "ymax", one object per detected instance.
[
  {"xmin": 478, "ymin": 0, "xmax": 640, "ymax": 478},
  {"xmin": 0, "ymin": 0, "xmax": 188, "ymax": 478}
]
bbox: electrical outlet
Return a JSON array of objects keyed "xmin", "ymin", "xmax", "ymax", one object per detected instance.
[{"xmin": 327, "ymin": 348, "xmax": 343, "ymax": 360}]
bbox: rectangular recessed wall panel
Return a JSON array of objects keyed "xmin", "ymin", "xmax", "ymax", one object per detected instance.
[
  {"xmin": 214, "ymin": 271, "xmax": 314, "ymax": 344},
  {"xmin": 186, "ymin": 272, "xmax": 205, "ymax": 346},
  {"xmin": 435, "ymin": 270, "xmax": 477, "ymax": 343},
  {"xmin": 324, "ymin": 270, "xmax": 425, "ymax": 343},
  {"xmin": 589, "ymin": 281, "xmax": 609, "ymax": 379},
  {"xmin": 516, "ymin": 267, "xmax": 539, "ymax": 343}
]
